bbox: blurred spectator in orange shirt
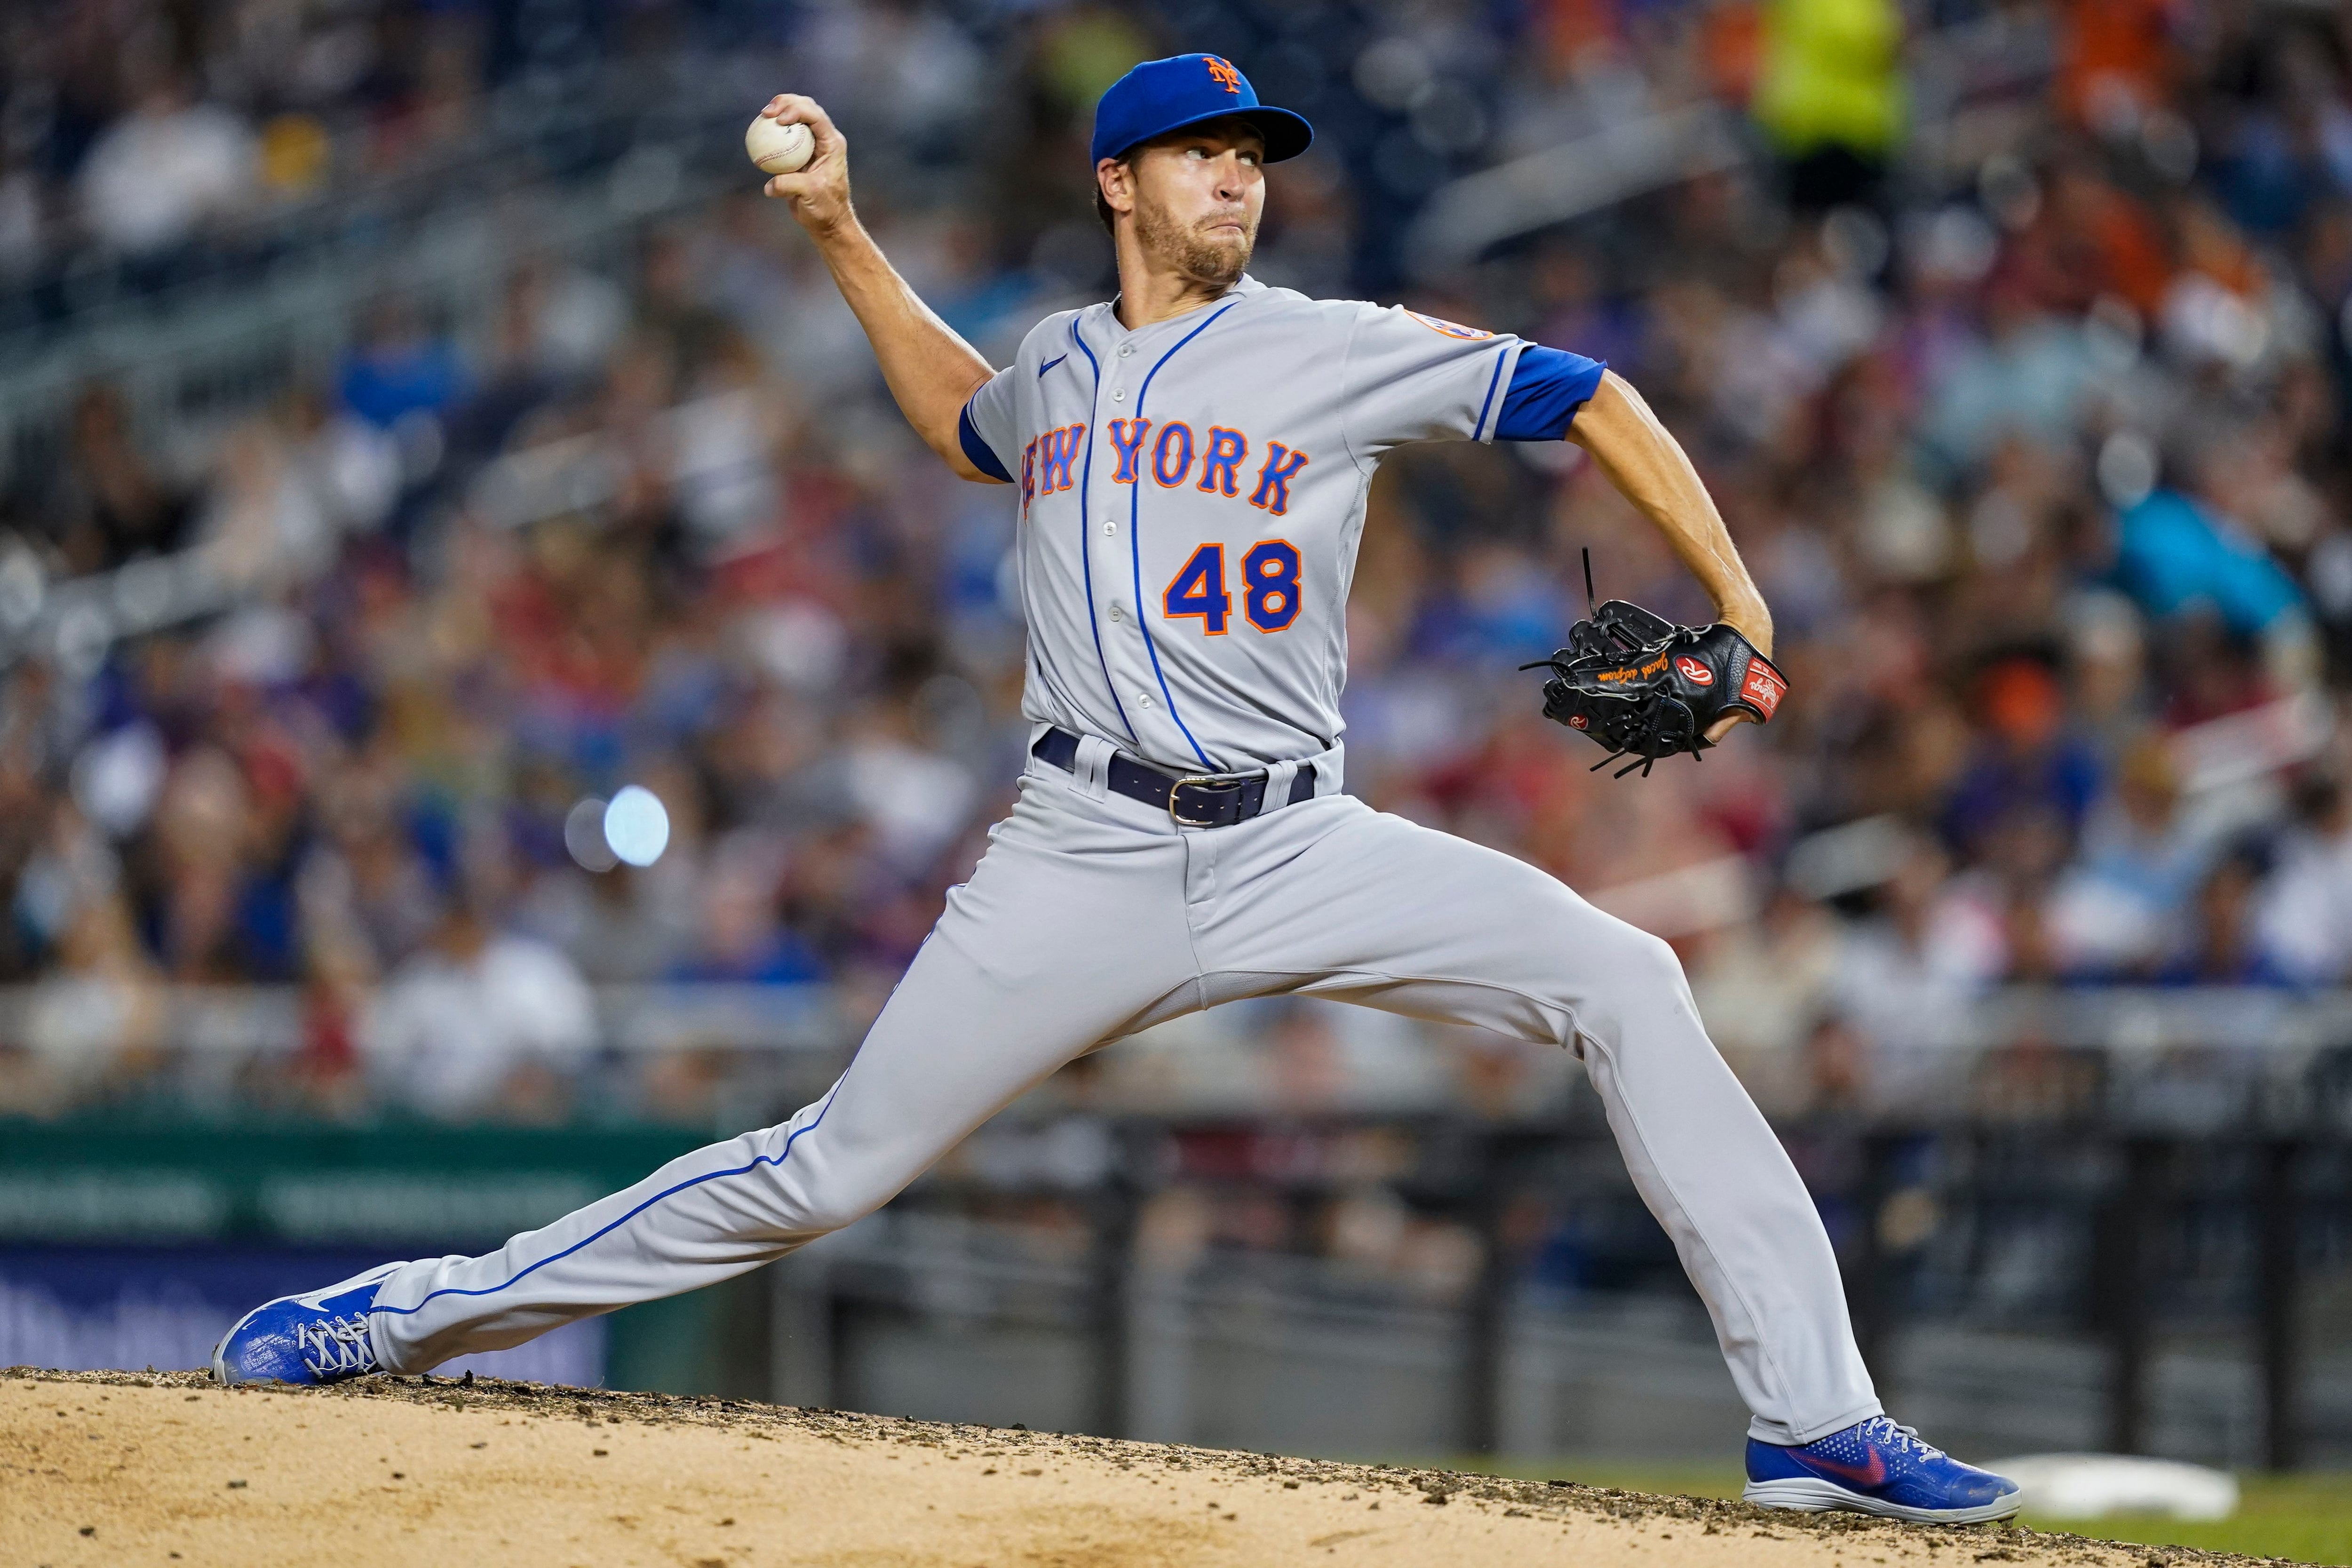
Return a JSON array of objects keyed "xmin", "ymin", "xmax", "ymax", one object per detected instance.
[{"xmin": 2057, "ymin": 0, "xmax": 2185, "ymax": 137}]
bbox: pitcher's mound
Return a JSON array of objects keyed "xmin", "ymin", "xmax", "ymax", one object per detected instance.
[{"xmin": 1, "ymin": 1369, "xmax": 2281, "ymax": 1567}]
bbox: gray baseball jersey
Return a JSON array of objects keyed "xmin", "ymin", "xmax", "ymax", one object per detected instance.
[
  {"xmin": 304, "ymin": 278, "xmax": 1882, "ymax": 1450},
  {"xmin": 961, "ymin": 274, "xmax": 1528, "ymax": 778}
]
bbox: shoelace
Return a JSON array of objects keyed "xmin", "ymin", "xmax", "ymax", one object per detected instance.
[
  {"xmin": 295, "ymin": 1314, "xmax": 379, "ymax": 1378},
  {"xmin": 1861, "ymin": 1417, "xmax": 1945, "ymax": 1463}
]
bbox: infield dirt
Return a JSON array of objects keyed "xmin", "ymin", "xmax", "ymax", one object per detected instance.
[{"xmin": 1, "ymin": 1368, "xmax": 2298, "ymax": 1567}]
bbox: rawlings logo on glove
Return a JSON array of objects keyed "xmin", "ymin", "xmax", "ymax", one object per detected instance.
[
  {"xmin": 1739, "ymin": 658, "xmax": 1786, "ymax": 719},
  {"xmin": 1522, "ymin": 552, "xmax": 1789, "ymax": 778}
]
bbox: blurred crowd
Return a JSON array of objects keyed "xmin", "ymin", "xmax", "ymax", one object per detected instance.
[{"xmin": 1, "ymin": 0, "xmax": 2352, "ymax": 1128}]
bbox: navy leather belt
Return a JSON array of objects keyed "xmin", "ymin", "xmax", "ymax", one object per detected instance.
[{"xmin": 1032, "ymin": 727, "xmax": 1317, "ymax": 828}]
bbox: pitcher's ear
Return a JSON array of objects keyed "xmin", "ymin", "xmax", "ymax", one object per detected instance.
[{"xmin": 1094, "ymin": 157, "xmax": 1136, "ymax": 235}]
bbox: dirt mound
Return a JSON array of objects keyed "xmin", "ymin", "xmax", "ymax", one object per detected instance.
[{"xmin": 3, "ymin": 1368, "xmax": 2284, "ymax": 1567}]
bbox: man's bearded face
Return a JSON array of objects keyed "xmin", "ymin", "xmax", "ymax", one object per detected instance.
[{"xmin": 1124, "ymin": 126, "xmax": 1265, "ymax": 287}]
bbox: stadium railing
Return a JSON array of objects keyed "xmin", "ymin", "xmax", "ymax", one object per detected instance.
[{"xmin": 1, "ymin": 980, "xmax": 2346, "ymax": 1121}]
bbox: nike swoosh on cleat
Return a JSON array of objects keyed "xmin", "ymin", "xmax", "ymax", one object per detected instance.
[
  {"xmin": 1039, "ymin": 354, "xmax": 1066, "ymax": 377},
  {"xmin": 1804, "ymin": 1452, "xmax": 1888, "ymax": 1487}
]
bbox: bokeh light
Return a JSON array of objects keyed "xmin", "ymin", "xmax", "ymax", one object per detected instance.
[{"xmin": 603, "ymin": 786, "xmax": 671, "ymax": 868}]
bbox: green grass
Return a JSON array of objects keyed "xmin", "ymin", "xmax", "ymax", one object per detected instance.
[
  {"xmin": 2026, "ymin": 1475, "xmax": 2352, "ymax": 1567},
  {"xmin": 1448, "ymin": 1461, "xmax": 2352, "ymax": 1565}
]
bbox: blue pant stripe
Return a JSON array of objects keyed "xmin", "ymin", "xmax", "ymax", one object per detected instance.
[{"xmin": 372, "ymin": 1082, "xmax": 842, "ymax": 1317}]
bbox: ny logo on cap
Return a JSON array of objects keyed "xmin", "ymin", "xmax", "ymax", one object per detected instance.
[{"xmin": 1203, "ymin": 55, "xmax": 1242, "ymax": 94}]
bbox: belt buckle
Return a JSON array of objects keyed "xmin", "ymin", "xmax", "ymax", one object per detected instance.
[{"xmin": 1169, "ymin": 774, "xmax": 1230, "ymax": 828}]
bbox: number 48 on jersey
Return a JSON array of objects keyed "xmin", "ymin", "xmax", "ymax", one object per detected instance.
[{"xmin": 1163, "ymin": 540, "xmax": 1302, "ymax": 636}]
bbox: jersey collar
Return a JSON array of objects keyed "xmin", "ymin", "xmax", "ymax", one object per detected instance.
[{"xmin": 1095, "ymin": 273, "xmax": 1266, "ymax": 341}]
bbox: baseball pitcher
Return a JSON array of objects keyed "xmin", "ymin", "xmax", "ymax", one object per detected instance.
[{"xmin": 216, "ymin": 54, "xmax": 2017, "ymax": 1523}]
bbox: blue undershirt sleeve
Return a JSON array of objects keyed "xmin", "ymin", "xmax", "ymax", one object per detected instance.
[
  {"xmin": 1494, "ymin": 346, "xmax": 1607, "ymax": 442},
  {"xmin": 958, "ymin": 400, "xmax": 1014, "ymax": 483}
]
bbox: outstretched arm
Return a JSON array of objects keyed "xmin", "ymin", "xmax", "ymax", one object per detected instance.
[
  {"xmin": 758, "ymin": 95, "xmax": 1001, "ymax": 483},
  {"xmin": 1566, "ymin": 370, "xmax": 1772, "ymax": 741}
]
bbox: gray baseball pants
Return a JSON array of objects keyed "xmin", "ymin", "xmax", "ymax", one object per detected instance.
[{"xmin": 366, "ymin": 750, "xmax": 1882, "ymax": 1444}]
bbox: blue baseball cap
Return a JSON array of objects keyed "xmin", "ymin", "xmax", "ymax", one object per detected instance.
[{"xmin": 1090, "ymin": 53, "xmax": 1314, "ymax": 167}]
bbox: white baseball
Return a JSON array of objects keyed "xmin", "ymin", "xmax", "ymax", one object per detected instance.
[{"xmin": 746, "ymin": 114, "xmax": 814, "ymax": 176}]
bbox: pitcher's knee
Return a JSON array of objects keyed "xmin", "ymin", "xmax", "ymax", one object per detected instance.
[
  {"xmin": 1624, "ymin": 927, "xmax": 1688, "ymax": 987},
  {"xmin": 1608, "ymin": 928, "xmax": 1694, "ymax": 1010},
  {"xmin": 690, "ymin": 1127, "xmax": 892, "ymax": 1242},
  {"xmin": 787, "ymin": 1184, "xmax": 886, "ymax": 1239},
  {"xmin": 1534, "ymin": 917, "xmax": 1693, "ymax": 1042},
  {"xmin": 754, "ymin": 1155, "xmax": 896, "ymax": 1238},
  {"xmin": 1531, "ymin": 894, "xmax": 1685, "ymax": 982}
]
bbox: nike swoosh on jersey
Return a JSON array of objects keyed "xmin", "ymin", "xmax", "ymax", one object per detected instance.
[{"xmin": 1039, "ymin": 354, "xmax": 1067, "ymax": 377}]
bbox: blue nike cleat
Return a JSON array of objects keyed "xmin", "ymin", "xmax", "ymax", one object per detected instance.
[
  {"xmin": 212, "ymin": 1263, "xmax": 401, "ymax": 1386},
  {"xmin": 1744, "ymin": 1416, "xmax": 2022, "ymax": 1523}
]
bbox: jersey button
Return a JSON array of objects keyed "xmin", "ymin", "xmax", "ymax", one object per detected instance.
[
  {"xmin": 1101, "ymin": 520, "xmax": 1114, "ymax": 536},
  {"xmin": 1117, "ymin": 344, "xmax": 1134, "ymax": 358},
  {"xmin": 1111, "ymin": 388, "xmax": 1126, "ymax": 401},
  {"xmin": 1109, "ymin": 603, "xmax": 1123, "ymax": 622},
  {"xmin": 1136, "ymin": 693, "xmax": 1153, "ymax": 708}
]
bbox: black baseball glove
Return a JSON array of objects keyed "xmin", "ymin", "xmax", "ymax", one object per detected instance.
[{"xmin": 1523, "ymin": 580, "xmax": 1788, "ymax": 778}]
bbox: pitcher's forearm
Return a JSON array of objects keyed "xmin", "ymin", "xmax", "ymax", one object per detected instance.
[
  {"xmin": 754, "ymin": 91, "xmax": 995, "ymax": 480},
  {"xmin": 813, "ymin": 219, "xmax": 995, "ymax": 473},
  {"xmin": 1570, "ymin": 372, "xmax": 1772, "ymax": 656}
]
